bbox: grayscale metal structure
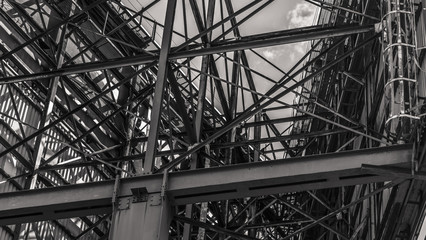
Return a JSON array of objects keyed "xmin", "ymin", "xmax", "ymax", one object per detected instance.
[{"xmin": 0, "ymin": 0, "xmax": 425, "ymax": 239}]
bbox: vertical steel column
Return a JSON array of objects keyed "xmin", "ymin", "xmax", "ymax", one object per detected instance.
[
  {"xmin": 143, "ymin": 0, "xmax": 177, "ymax": 173},
  {"xmin": 223, "ymin": 0, "xmax": 270, "ymax": 162},
  {"xmin": 197, "ymin": 145, "xmax": 211, "ymax": 240},
  {"xmin": 227, "ymin": 50, "xmax": 240, "ymax": 164},
  {"xmin": 183, "ymin": 1, "xmax": 215, "ymax": 238},
  {"xmin": 110, "ymin": 193, "xmax": 171, "ymax": 239},
  {"xmin": 192, "ymin": 0, "xmax": 215, "ymax": 140},
  {"xmin": 382, "ymin": 0, "xmax": 419, "ymax": 142},
  {"xmin": 121, "ymin": 69, "xmax": 138, "ymax": 175}
]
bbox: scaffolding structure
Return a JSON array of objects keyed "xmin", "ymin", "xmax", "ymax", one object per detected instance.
[{"xmin": 0, "ymin": 0, "xmax": 425, "ymax": 239}]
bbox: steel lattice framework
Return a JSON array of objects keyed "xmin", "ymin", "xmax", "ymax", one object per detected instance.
[{"xmin": 0, "ymin": 0, "xmax": 426, "ymax": 239}]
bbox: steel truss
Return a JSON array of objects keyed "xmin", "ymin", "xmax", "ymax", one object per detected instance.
[{"xmin": 0, "ymin": 0, "xmax": 425, "ymax": 239}]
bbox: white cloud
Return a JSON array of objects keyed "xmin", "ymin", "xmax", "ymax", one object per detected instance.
[
  {"xmin": 261, "ymin": 46, "xmax": 289, "ymax": 61},
  {"xmin": 260, "ymin": 42, "xmax": 308, "ymax": 65},
  {"xmin": 287, "ymin": 3, "xmax": 316, "ymax": 28},
  {"xmin": 286, "ymin": 3, "xmax": 317, "ymax": 59},
  {"xmin": 263, "ymin": 50, "xmax": 277, "ymax": 60},
  {"xmin": 293, "ymin": 42, "xmax": 308, "ymax": 55}
]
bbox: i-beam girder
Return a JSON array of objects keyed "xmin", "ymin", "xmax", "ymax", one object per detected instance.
[{"xmin": 0, "ymin": 144, "xmax": 412, "ymax": 226}]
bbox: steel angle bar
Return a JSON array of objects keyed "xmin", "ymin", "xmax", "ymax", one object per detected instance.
[
  {"xmin": 0, "ymin": 63, "xmax": 156, "ymax": 161},
  {"xmin": 229, "ymin": 50, "xmax": 242, "ymax": 117},
  {"xmin": 0, "ymin": 24, "xmax": 374, "ymax": 83},
  {"xmin": 143, "ymin": 0, "xmax": 177, "ymax": 173},
  {"xmin": 181, "ymin": 24, "xmax": 375, "ymax": 58}
]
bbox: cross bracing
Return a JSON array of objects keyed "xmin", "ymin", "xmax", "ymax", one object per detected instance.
[{"xmin": 0, "ymin": 0, "xmax": 425, "ymax": 239}]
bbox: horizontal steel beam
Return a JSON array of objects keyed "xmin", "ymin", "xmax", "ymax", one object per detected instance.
[
  {"xmin": 0, "ymin": 144, "xmax": 412, "ymax": 225},
  {"xmin": 0, "ymin": 24, "xmax": 375, "ymax": 83}
]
